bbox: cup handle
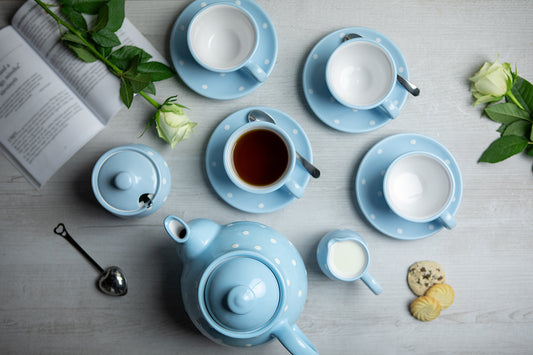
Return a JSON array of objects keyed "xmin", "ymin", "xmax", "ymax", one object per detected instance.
[
  {"xmin": 243, "ymin": 61, "xmax": 267, "ymax": 82},
  {"xmin": 361, "ymin": 272, "xmax": 383, "ymax": 295},
  {"xmin": 378, "ymin": 97, "xmax": 400, "ymax": 118},
  {"xmin": 438, "ymin": 210, "xmax": 456, "ymax": 229},
  {"xmin": 272, "ymin": 322, "xmax": 318, "ymax": 355},
  {"xmin": 283, "ymin": 178, "xmax": 305, "ymax": 199}
]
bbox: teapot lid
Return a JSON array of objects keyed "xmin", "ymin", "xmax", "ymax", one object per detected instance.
[
  {"xmin": 203, "ymin": 256, "xmax": 281, "ymax": 332},
  {"xmin": 92, "ymin": 145, "xmax": 161, "ymax": 215}
]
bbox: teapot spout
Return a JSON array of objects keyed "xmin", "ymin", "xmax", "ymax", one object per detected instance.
[
  {"xmin": 164, "ymin": 215, "xmax": 190, "ymax": 243},
  {"xmin": 164, "ymin": 215, "xmax": 221, "ymax": 261}
]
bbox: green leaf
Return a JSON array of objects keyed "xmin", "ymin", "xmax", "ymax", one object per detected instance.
[
  {"xmin": 137, "ymin": 61, "xmax": 175, "ymax": 81},
  {"xmin": 125, "ymin": 72, "xmax": 152, "ymax": 93},
  {"xmin": 511, "ymin": 76, "xmax": 533, "ymax": 114},
  {"xmin": 142, "ymin": 82, "xmax": 156, "ymax": 95},
  {"xmin": 92, "ymin": 4, "xmax": 108, "ymax": 33},
  {"xmin": 108, "ymin": 46, "xmax": 152, "ymax": 70},
  {"xmin": 122, "ymin": 55, "xmax": 151, "ymax": 93},
  {"xmin": 497, "ymin": 123, "xmax": 509, "ymax": 134},
  {"xmin": 103, "ymin": 0, "xmax": 125, "ymax": 32},
  {"xmin": 478, "ymin": 135, "xmax": 529, "ymax": 163},
  {"xmin": 61, "ymin": 31, "xmax": 86, "ymax": 46},
  {"xmin": 484, "ymin": 102, "xmax": 531, "ymax": 124},
  {"xmin": 61, "ymin": 5, "xmax": 88, "ymax": 31},
  {"xmin": 528, "ymin": 146, "xmax": 533, "ymax": 156},
  {"xmin": 97, "ymin": 45, "xmax": 112, "ymax": 58},
  {"xmin": 70, "ymin": 0, "xmax": 108, "ymax": 14},
  {"xmin": 67, "ymin": 44, "xmax": 98, "ymax": 62},
  {"xmin": 120, "ymin": 77, "xmax": 134, "ymax": 108},
  {"xmin": 91, "ymin": 28, "xmax": 121, "ymax": 48},
  {"xmin": 502, "ymin": 120, "xmax": 531, "ymax": 138}
]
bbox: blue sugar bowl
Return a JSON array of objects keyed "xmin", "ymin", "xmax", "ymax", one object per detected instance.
[{"xmin": 91, "ymin": 144, "xmax": 171, "ymax": 218}]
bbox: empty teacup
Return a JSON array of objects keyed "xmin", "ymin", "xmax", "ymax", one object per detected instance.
[
  {"xmin": 384, "ymin": 151, "xmax": 456, "ymax": 229},
  {"xmin": 223, "ymin": 121, "xmax": 304, "ymax": 198},
  {"xmin": 187, "ymin": 3, "xmax": 267, "ymax": 82},
  {"xmin": 326, "ymin": 37, "xmax": 399, "ymax": 118},
  {"xmin": 316, "ymin": 230, "xmax": 382, "ymax": 295}
]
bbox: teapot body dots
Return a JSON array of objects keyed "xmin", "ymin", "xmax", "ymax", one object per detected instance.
[{"xmin": 164, "ymin": 216, "xmax": 317, "ymax": 354}]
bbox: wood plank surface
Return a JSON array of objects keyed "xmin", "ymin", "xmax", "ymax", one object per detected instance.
[{"xmin": 1, "ymin": 0, "xmax": 533, "ymax": 354}]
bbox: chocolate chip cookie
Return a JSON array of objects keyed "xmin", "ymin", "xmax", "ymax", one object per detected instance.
[{"xmin": 407, "ymin": 260, "xmax": 446, "ymax": 296}]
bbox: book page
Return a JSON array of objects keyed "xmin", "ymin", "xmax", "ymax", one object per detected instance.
[
  {"xmin": 11, "ymin": 1, "xmax": 167, "ymax": 124},
  {"xmin": 11, "ymin": 1, "xmax": 122, "ymax": 123},
  {"xmin": 0, "ymin": 26, "xmax": 104, "ymax": 188}
]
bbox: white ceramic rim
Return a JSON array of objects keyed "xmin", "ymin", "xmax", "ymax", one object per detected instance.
[
  {"xmin": 187, "ymin": 3, "xmax": 259, "ymax": 72},
  {"xmin": 326, "ymin": 237, "xmax": 370, "ymax": 282},
  {"xmin": 326, "ymin": 38, "xmax": 396, "ymax": 109},
  {"xmin": 383, "ymin": 151, "xmax": 456, "ymax": 223},
  {"xmin": 223, "ymin": 122, "xmax": 296, "ymax": 194}
]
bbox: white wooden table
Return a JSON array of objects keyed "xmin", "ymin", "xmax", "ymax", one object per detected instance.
[{"xmin": 1, "ymin": 0, "xmax": 533, "ymax": 354}]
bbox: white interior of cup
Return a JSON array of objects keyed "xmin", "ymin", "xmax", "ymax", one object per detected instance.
[
  {"xmin": 327, "ymin": 41, "xmax": 394, "ymax": 107},
  {"xmin": 188, "ymin": 4, "xmax": 257, "ymax": 70},
  {"xmin": 385, "ymin": 153, "xmax": 454, "ymax": 221}
]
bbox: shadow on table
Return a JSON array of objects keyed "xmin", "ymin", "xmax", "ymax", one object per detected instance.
[{"xmin": 154, "ymin": 241, "xmax": 207, "ymax": 340}]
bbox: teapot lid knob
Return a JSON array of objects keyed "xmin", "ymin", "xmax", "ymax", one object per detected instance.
[
  {"xmin": 227, "ymin": 285, "xmax": 255, "ymax": 315},
  {"xmin": 203, "ymin": 256, "xmax": 280, "ymax": 332}
]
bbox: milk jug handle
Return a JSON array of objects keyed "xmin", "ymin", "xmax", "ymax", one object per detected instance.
[{"xmin": 273, "ymin": 322, "xmax": 318, "ymax": 355}]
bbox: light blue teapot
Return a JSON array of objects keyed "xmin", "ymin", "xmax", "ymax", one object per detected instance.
[{"xmin": 164, "ymin": 216, "xmax": 318, "ymax": 355}]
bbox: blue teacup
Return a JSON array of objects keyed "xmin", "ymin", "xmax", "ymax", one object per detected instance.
[
  {"xmin": 187, "ymin": 3, "xmax": 267, "ymax": 82},
  {"xmin": 223, "ymin": 121, "xmax": 304, "ymax": 198},
  {"xmin": 383, "ymin": 151, "xmax": 457, "ymax": 229},
  {"xmin": 326, "ymin": 37, "xmax": 400, "ymax": 118},
  {"xmin": 316, "ymin": 230, "xmax": 382, "ymax": 295}
]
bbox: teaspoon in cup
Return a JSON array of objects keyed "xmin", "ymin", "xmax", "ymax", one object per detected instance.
[
  {"xmin": 53, "ymin": 223, "xmax": 128, "ymax": 297},
  {"xmin": 343, "ymin": 33, "xmax": 420, "ymax": 97},
  {"xmin": 247, "ymin": 109, "xmax": 321, "ymax": 178}
]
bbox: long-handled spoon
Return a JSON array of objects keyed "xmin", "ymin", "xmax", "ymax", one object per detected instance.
[
  {"xmin": 344, "ymin": 33, "xmax": 420, "ymax": 97},
  {"xmin": 247, "ymin": 109, "xmax": 320, "ymax": 179},
  {"xmin": 53, "ymin": 223, "xmax": 128, "ymax": 297}
]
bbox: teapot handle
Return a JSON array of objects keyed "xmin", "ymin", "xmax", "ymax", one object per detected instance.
[{"xmin": 273, "ymin": 321, "xmax": 318, "ymax": 355}]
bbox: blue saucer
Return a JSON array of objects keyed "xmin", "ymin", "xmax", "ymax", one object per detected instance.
[
  {"xmin": 169, "ymin": 0, "xmax": 277, "ymax": 100},
  {"xmin": 355, "ymin": 133, "xmax": 463, "ymax": 240},
  {"xmin": 206, "ymin": 107, "xmax": 313, "ymax": 213},
  {"xmin": 302, "ymin": 27, "xmax": 410, "ymax": 133}
]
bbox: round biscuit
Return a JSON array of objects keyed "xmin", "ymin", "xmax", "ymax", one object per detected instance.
[
  {"xmin": 425, "ymin": 284, "xmax": 454, "ymax": 310},
  {"xmin": 410, "ymin": 295, "xmax": 441, "ymax": 321}
]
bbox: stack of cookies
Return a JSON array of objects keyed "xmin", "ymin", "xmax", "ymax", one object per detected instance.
[{"xmin": 407, "ymin": 261, "xmax": 455, "ymax": 321}]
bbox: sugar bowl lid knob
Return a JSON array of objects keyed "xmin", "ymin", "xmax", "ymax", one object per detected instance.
[{"xmin": 113, "ymin": 171, "xmax": 133, "ymax": 190}]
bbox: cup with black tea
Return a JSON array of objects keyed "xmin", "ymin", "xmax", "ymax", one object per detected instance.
[{"xmin": 223, "ymin": 121, "xmax": 304, "ymax": 198}]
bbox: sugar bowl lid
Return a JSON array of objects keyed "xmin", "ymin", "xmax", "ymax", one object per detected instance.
[
  {"xmin": 202, "ymin": 256, "xmax": 281, "ymax": 333},
  {"xmin": 91, "ymin": 144, "xmax": 171, "ymax": 217}
]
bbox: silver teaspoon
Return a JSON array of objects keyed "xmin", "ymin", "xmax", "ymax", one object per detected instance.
[
  {"xmin": 53, "ymin": 223, "xmax": 128, "ymax": 297},
  {"xmin": 247, "ymin": 109, "xmax": 320, "ymax": 179},
  {"xmin": 344, "ymin": 33, "xmax": 420, "ymax": 97}
]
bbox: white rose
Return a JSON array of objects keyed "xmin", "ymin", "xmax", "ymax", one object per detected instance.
[
  {"xmin": 469, "ymin": 59, "xmax": 514, "ymax": 106},
  {"xmin": 155, "ymin": 102, "xmax": 197, "ymax": 148}
]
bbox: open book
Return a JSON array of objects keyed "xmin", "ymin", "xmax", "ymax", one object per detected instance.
[{"xmin": 0, "ymin": 1, "xmax": 165, "ymax": 188}]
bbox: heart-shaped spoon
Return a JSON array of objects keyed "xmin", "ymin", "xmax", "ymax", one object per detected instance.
[{"xmin": 53, "ymin": 223, "xmax": 128, "ymax": 297}]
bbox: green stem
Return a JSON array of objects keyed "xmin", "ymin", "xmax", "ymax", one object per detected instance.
[
  {"xmin": 139, "ymin": 91, "xmax": 160, "ymax": 109},
  {"xmin": 506, "ymin": 90, "xmax": 525, "ymax": 111},
  {"xmin": 33, "ymin": 0, "xmax": 160, "ymax": 108},
  {"xmin": 34, "ymin": 0, "xmax": 122, "ymax": 75}
]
